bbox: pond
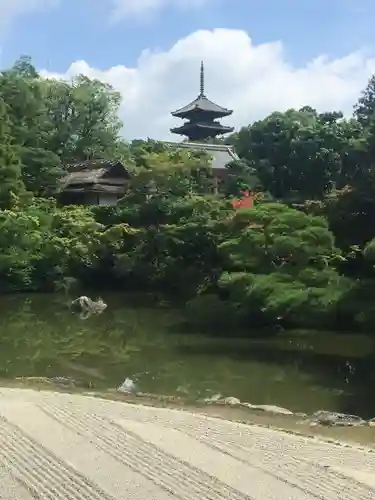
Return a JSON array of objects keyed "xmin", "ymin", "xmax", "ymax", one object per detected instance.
[{"xmin": 1, "ymin": 293, "xmax": 375, "ymax": 418}]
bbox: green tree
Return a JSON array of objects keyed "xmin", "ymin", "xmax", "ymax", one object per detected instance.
[
  {"xmin": 188, "ymin": 203, "xmax": 349, "ymax": 329},
  {"xmin": 221, "ymin": 159, "xmax": 260, "ymax": 197},
  {"xmin": 118, "ymin": 148, "xmax": 215, "ymax": 226},
  {"xmin": 0, "ymin": 58, "xmax": 64, "ymax": 193},
  {"xmin": 10, "ymin": 55, "xmax": 39, "ymax": 79},
  {"xmin": 1, "ymin": 56, "xmax": 124, "ymax": 194},
  {"xmin": 44, "ymin": 75, "xmax": 123, "ymax": 162},
  {"xmin": 114, "ymin": 193, "xmax": 231, "ymax": 296},
  {"xmin": 230, "ymin": 108, "xmax": 353, "ymax": 200},
  {"xmin": 221, "ymin": 203, "xmax": 338, "ymax": 274},
  {"xmin": 0, "ymin": 100, "xmax": 25, "ymax": 208},
  {"xmin": 354, "ymin": 74, "xmax": 375, "ymax": 127}
]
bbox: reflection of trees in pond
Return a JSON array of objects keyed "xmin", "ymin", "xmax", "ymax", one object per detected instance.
[
  {"xmin": 177, "ymin": 337, "xmax": 375, "ymax": 418},
  {"xmin": 0, "ymin": 295, "xmax": 138, "ymax": 384},
  {"xmin": 338, "ymin": 346, "xmax": 375, "ymax": 418},
  {"xmin": 1, "ymin": 294, "xmax": 375, "ymax": 418}
]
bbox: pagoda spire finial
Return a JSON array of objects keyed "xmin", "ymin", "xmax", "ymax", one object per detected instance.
[{"xmin": 199, "ymin": 60, "xmax": 205, "ymax": 96}]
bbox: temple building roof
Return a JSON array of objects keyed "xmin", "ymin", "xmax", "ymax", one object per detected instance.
[{"xmin": 163, "ymin": 141, "xmax": 239, "ymax": 171}]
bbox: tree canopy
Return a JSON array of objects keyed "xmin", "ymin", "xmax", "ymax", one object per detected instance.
[{"xmin": 2, "ymin": 55, "xmax": 375, "ymax": 332}]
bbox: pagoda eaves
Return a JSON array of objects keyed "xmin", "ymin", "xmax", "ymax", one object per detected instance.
[
  {"xmin": 170, "ymin": 61, "xmax": 234, "ymax": 142},
  {"xmin": 170, "ymin": 122, "xmax": 234, "ymax": 141},
  {"xmin": 171, "ymin": 95, "xmax": 232, "ymax": 119}
]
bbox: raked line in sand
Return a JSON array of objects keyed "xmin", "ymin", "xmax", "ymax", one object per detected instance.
[{"xmin": 0, "ymin": 387, "xmax": 373, "ymax": 500}]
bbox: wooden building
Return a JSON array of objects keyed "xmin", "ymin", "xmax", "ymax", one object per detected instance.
[{"xmin": 59, "ymin": 159, "xmax": 130, "ymax": 206}]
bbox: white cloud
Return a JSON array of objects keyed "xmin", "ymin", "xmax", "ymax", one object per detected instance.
[
  {"xmin": 110, "ymin": 0, "xmax": 213, "ymax": 21},
  {"xmin": 0, "ymin": 0, "xmax": 57, "ymax": 30},
  {"xmin": 41, "ymin": 28, "xmax": 375, "ymax": 140}
]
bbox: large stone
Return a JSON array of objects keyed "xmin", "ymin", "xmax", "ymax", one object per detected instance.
[
  {"xmin": 202, "ymin": 393, "xmax": 222, "ymax": 403},
  {"xmin": 117, "ymin": 377, "xmax": 137, "ymax": 394},
  {"xmin": 241, "ymin": 403, "xmax": 293, "ymax": 415},
  {"xmin": 311, "ymin": 410, "xmax": 365, "ymax": 427},
  {"xmin": 222, "ymin": 396, "xmax": 241, "ymax": 406}
]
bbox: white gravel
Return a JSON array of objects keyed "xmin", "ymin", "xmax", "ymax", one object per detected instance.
[{"xmin": 0, "ymin": 388, "xmax": 374, "ymax": 500}]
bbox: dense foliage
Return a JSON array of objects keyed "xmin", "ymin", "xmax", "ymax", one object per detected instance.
[{"xmin": 3, "ymin": 56, "xmax": 375, "ymax": 332}]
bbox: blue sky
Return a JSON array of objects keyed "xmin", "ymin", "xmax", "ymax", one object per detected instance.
[
  {"xmin": 1, "ymin": 0, "xmax": 374, "ymax": 72},
  {"xmin": 1, "ymin": 0, "xmax": 374, "ymax": 139}
]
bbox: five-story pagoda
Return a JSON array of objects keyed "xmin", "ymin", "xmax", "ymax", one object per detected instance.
[{"xmin": 170, "ymin": 62, "xmax": 234, "ymax": 141}]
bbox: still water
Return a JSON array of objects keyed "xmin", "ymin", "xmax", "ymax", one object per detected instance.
[{"xmin": 1, "ymin": 293, "xmax": 375, "ymax": 418}]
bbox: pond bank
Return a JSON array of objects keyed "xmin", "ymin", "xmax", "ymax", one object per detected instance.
[
  {"xmin": 67, "ymin": 391, "xmax": 375, "ymax": 450},
  {"xmin": 4, "ymin": 377, "xmax": 375, "ymax": 450}
]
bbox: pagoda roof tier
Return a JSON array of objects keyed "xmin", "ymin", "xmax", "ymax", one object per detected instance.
[
  {"xmin": 170, "ymin": 122, "xmax": 234, "ymax": 140},
  {"xmin": 171, "ymin": 95, "xmax": 233, "ymax": 119}
]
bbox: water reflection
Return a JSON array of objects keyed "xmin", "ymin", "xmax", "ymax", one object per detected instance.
[{"xmin": 0, "ymin": 294, "xmax": 374, "ymax": 418}]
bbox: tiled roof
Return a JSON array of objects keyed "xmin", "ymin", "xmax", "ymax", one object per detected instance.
[
  {"xmin": 171, "ymin": 95, "xmax": 233, "ymax": 118},
  {"xmin": 164, "ymin": 141, "xmax": 239, "ymax": 170},
  {"xmin": 170, "ymin": 122, "xmax": 234, "ymax": 136}
]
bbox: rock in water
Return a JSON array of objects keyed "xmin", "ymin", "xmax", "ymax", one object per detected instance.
[
  {"xmin": 117, "ymin": 378, "xmax": 137, "ymax": 394},
  {"xmin": 70, "ymin": 296, "xmax": 107, "ymax": 319}
]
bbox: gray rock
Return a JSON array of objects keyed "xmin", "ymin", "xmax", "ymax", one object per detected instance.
[
  {"xmin": 70, "ymin": 296, "xmax": 107, "ymax": 320},
  {"xmin": 369, "ymin": 418, "xmax": 375, "ymax": 427},
  {"xmin": 311, "ymin": 410, "xmax": 365, "ymax": 427},
  {"xmin": 50, "ymin": 376, "xmax": 76, "ymax": 388},
  {"xmin": 117, "ymin": 377, "xmax": 137, "ymax": 394},
  {"xmin": 295, "ymin": 412, "xmax": 308, "ymax": 418},
  {"xmin": 203, "ymin": 393, "xmax": 222, "ymax": 403},
  {"xmin": 240, "ymin": 402, "xmax": 256, "ymax": 410},
  {"xmin": 251, "ymin": 404, "xmax": 293, "ymax": 415},
  {"xmin": 240, "ymin": 402, "xmax": 293, "ymax": 415},
  {"xmin": 222, "ymin": 397, "xmax": 241, "ymax": 406}
]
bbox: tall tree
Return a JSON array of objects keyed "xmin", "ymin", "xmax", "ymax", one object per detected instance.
[
  {"xmin": 230, "ymin": 108, "xmax": 358, "ymax": 200},
  {"xmin": 10, "ymin": 55, "xmax": 39, "ymax": 79},
  {"xmin": 44, "ymin": 75, "xmax": 123, "ymax": 162},
  {"xmin": 0, "ymin": 100, "xmax": 25, "ymax": 208},
  {"xmin": 0, "ymin": 57, "xmax": 63, "ymax": 194},
  {"xmin": 354, "ymin": 74, "xmax": 375, "ymax": 127}
]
